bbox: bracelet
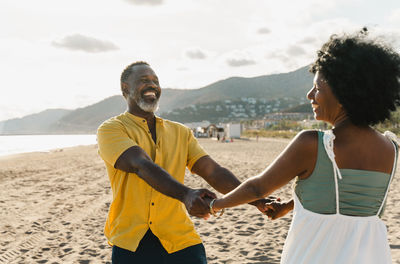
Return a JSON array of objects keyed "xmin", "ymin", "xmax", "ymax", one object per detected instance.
[{"xmin": 209, "ymin": 199, "xmax": 225, "ymax": 217}]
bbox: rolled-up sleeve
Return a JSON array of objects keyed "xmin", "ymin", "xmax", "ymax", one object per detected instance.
[
  {"xmin": 186, "ymin": 128, "xmax": 208, "ymax": 171},
  {"xmin": 97, "ymin": 120, "xmax": 137, "ymax": 167}
]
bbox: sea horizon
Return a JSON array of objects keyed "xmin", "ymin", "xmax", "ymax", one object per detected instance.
[{"xmin": 0, "ymin": 134, "xmax": 97, "ymax": 157}]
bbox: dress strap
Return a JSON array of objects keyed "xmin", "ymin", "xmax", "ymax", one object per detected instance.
[
  {"xmin": 377, "ymin": 131, "xmax": 398, "ymax": 216},
  {"xmin": 322, "ymin": 130, "xmax": 342, "ymax": 214}
]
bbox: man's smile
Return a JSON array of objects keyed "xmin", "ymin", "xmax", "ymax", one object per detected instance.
[
  {"xmin": 141, "ymin": 88, "xmax": 159, "ymax": 99},
  {"xmin": 143, "ymin": 91, "xmax": 156, "ymax": 96}
]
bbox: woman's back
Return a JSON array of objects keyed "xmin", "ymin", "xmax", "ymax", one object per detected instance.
[
  {"xmin": 285, "ymin": 128, "xmax": 397, "ymax": 263},
  {"xmin": 295, "ymin": 129, "xmax": 397, "ymax": 216},
  {"xmin": 333, "ymin": 126, "xmax": 395, "ymax": 174}
]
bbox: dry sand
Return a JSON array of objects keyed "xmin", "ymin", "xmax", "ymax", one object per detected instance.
[{"xmin": 0, "ymin": 138, "xmax": 399, "ymax": 264}]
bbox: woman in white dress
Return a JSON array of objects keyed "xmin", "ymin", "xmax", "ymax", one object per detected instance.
[{"xmin": 210, "ymin": 28, "xmax": 400, "ymax": 263}]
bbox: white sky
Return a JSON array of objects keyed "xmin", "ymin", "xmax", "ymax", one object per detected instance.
[{"xmin": 1, "ymin": 0, "xmax": 400, "ymax": 121}]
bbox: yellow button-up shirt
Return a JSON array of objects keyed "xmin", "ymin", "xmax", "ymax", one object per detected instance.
[{"xmin": 97, "ymin": 111, "xmax": 208, "ymax": 253}]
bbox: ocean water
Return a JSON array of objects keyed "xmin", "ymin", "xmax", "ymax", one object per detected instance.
[{"xmin": 0, "ymin": 135, "xmax": 97, "ymax": 157}]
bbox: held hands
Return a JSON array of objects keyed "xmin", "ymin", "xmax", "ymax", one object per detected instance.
[
  {"xmin": 203, "ymin": 196, "xmax": 286, "ymax": 219},
  {"xmin": 249, "ymin": 197, "xmax": 280, "ymax": 215},
  {"xmin": 183, "ymin": 190, "xmax": 293, "ymax": 220},
  {"xmin": 263, "ymin": 199, "xmax": 294, "ymax": 220},
  {"xmin": 183, "ymin": 188, "xmax": 216, "ymax": 220}
]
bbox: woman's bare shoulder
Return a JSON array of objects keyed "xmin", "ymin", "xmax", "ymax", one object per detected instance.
[
  {"xmin": 282, "ymin": 130, "xmax": 319, "ymax": 161},
  {"xmin": 273, "ymin": 130, "xmax": 320, "ymax": 180},
  {"xmin": 293, "ymin": 130, "xmax": 319, "ymax": 148}
]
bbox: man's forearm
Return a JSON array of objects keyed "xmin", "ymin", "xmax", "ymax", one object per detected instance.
[
  {"xmin": 134, "ymin": 159, "xmax": 216, "ymax": 218},
  {"xmin": 135, "ymin": 159, "xmax": 190, "ymax": 202},
  {"xmin": 206, "ymin": 166, "xmax": 241, "ymax": 194},
  {"xmin": 114, "ymin": 146, "xmax": 215, "ymax": 218},
  {"xmin": 115, "ymin": 146, "xmax": 190, "ymax": 202}
]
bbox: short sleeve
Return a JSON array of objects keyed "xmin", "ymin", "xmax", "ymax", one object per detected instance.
[
  {"xmin": 97, "ymin": 119, "xmax": 137, "ymax": 167},
  {"xmin": 186, "ymin": 128, "xmax": 208, "ymax": 171}
]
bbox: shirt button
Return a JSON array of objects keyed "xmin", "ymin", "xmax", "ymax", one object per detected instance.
[
  {"xmin": 151, "ymin": 202, "xmax": 154, "ymax": 206},
  {"xmin": 142, "ymin": 120, "xmax": 146, "ymax": 123},
  {"xmin": 149, "ymin": 221, "xmax": 152, "ymax": 224}
]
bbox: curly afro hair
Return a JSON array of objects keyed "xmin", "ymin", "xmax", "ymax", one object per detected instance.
[{"xmin": 310, "ymin": 28, "xmax": 400, "ymax": 126}]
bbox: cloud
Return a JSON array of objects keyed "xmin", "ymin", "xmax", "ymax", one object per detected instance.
[
  {"xmin": 224, "ymin": 50, "xmax": 256, "ymax": 67},
  {"xmin": 184, "ymin": 48, "xmax": 207, "ymax": 60},
  {"xmin": 267, "ymin": 51, "xmax": 290, "ymax": 63},
  {"xmin": 226, "ymin": 58, "xmax": 256, "ymax": 67},
  {"xmin": 265, "ymin": 47, "xmax": 312, "ymax": 71},
  {"xmin": 257, "ymin": 27, "xmax": 271, "ymax": 35},
  {"xmin": 287, "ymin": 45, "xmax": 306, "ymax": 57},
  {"xmin": 52, "ymin": 34, "xmax": 119, "ymax": 53},
  {"xmin": 123, "ymin": 0, "xmax": 163, "ymax": 5},
  {"xmin": 299, "ymin": 36, "xmax": 317, "ymax": 45}
]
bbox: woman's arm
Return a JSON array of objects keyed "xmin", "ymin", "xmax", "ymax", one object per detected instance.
[{"xmin": 212, "ymin": 130, "xmax": 318, "ymax": 211}]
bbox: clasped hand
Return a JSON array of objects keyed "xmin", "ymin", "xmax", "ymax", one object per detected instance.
[
  {"xmin": 184, "ymin": 188, "xmax": 290, "ymax": 220},
  {"xmin": 183, "ymin": 188, "xmax": 216, "ymax": 219}
]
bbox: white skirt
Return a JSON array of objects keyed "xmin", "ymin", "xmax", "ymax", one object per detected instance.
[{"xmin": 280, "ymin": 194, "xmax": 392, "ymax": 264}]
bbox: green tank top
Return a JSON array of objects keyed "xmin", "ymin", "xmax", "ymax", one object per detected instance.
[{"xmin": 294, "ymin": 130, "xmax": 397, "ymax": 216}]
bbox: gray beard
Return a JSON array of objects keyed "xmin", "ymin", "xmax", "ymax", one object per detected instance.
[
  {"xmin": 130, "ymin": 90, "xmax": 159, "ymax": 113},
  {"xmin": 137, "ymin": 97, "xmax": 159, "ymax": 113}
]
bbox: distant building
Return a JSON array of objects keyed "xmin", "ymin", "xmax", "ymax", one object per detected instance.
[
  {"xmin": 184, "ymin": 121, "xmax": 211, "ymax": 130},
  {"xmin": 225, "ymin": 123, "xmax": 241, "ymax": 138},
  {"xmin": 206, "ymin": 124, "xmax": 225, "ymax": 138},
  {"xmin": 184, "ymin": 121, "xmax": 241, "ymax": 139}
]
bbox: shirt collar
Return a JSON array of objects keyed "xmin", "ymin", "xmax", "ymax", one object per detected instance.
[
  {"xmin": 155, "ymin": 115, "xmax": 165, "ymax": 127},
  {"xmin": 124, "ymin": 111, "xmax": 164, "ymax": 127}
]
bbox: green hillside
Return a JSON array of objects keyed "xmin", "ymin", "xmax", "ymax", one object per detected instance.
[
  {"xmin": 159, "ymin": 66, "xmax": 312, "ymax": 112},
  {"xmin": 161, "ymin": 97, "xmax": 302, "ymax": 123}
]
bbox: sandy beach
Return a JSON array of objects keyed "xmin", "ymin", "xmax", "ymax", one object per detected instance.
[{"xmin": 1, "ymin": 138, "xmax": 399, "ymax": 264}]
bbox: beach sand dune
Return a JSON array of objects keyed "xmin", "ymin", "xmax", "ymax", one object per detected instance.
[{"xmin": 0, "ymin": 138, "xmax": 399, "ymax": 263}]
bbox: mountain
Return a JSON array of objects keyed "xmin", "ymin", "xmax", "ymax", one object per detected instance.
[
  {"xmin": 0, "ymin": 66, "xmax": 314, "ymax": 134},
  {"xmin": 158, "ymin": 65, "xmax": 312, "ymax": 112},
  {"xmin": 0, "ymin": 109, "xmax": 72, "ymax": 135},
  {"xmin": 50, "ymin": 96, "xmax": 127, "ymax": 134},
  {"xmin": 160, "ymin": 97, "xmax": 305, "ymax": 123}
]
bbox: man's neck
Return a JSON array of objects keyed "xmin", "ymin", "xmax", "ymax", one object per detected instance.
[
  {"xmin": 128, "ymin": 105, "xmax": 155, "ymax": 122},
  {"xmin": 128, "ymin": 104, "xmax": 157, "ymax": 143}
]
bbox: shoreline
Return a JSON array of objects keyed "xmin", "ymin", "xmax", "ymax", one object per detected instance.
[
  {"xmin": 0, "ymin": 134, "xmax": 97, "ymax": 158},
  {"xmin": 0, "ymin": 144, "xmax": 97, "ymax": 160}
]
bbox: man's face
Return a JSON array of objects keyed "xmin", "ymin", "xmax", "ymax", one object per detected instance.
[{"xmin": 125, "ymin": 65, "xmax": 161, "ymax": 113}]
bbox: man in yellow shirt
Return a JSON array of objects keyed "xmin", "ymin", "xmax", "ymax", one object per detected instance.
[{"xmin": 97, "ymin": 61, "xmax": 268, "ymax": 263}]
